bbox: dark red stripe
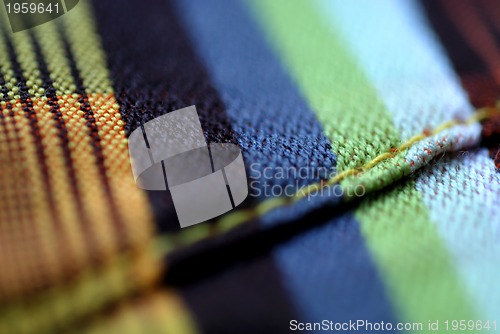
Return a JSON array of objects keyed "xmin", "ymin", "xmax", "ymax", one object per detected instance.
[
  {"xmin": 421, "ymin": 0, "xmax": 500, "ymax": 168},
  {"xmin": 421, "ymin": 0, "xmax": 500, "ymax": 107},
  {"xmin": 478, "ymin": 0, "xmax": 500, "ymax": 49}
]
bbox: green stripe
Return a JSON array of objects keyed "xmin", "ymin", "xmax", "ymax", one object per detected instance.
[
  {"xmin": 246, "ymin": 0, "xmax": 477, "ymax": 325},
  {"xmin": 356, "ymin": 182, "xmax": 477, "ymax": 324},
  {"xmin": 246, "ymin": 0, "xmax": 400, "ymax": 172}
]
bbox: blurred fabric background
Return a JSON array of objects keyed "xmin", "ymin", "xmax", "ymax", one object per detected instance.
[{"xmin": 0, "ymin": 0, "xmax": 499, "ymax": 333}]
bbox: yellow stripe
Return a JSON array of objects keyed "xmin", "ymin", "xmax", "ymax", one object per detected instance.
[
  {"xmin": 0, "ymin": 249, "xmax": 160, "ymax": 333},
  {"xmin": 80, "ymin": 291, "xmax": 199, "ymax": 334},
  {"xmin": 63, "ymin": 0, "xmax": 114, "ymax": 95}
]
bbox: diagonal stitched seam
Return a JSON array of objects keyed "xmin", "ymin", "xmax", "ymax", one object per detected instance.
[{"xmin": 211, "ymin": 106, "xmax": 500, "ymax": 231}]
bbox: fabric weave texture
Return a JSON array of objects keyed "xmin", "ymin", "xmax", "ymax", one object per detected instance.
[{"xmin": 0, "ymin": 0, "xmax": 499, "ymax": 333}]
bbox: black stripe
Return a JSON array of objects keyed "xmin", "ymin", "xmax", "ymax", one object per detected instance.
[
  {"xmin": 164, "ymin": 183, "xmax": 368, "ymax": 334},
  {"xmin": 180, "ymin": 254, "xmax": 298, "ymax": 334},
  {"xmin": 56, "ymin": 23, "xmax": 127, "ymax": 244},
  {"xmin": 91, "ymin": 0, "xmax": 239, "ymax": 232}
]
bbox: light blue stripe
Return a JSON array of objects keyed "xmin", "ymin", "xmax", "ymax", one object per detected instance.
[
  {"xmin": 415, "ymin": 149, "xmax": 500, "ymax": 321},
  {"xmin": 316, "ymin": 0, "xmax": 474, "ymax": 140},
  {"xmin": 317, "ymin": 0, "xmax": 496, "ymax": 319}
]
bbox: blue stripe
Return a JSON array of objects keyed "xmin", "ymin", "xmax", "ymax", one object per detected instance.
[
  {"xmin": 272, "ymin": 212, "xmax": 399, "ymax": 326},
  {"xmin": 173, "ymin": 0, "xmax": 335, "ymax": 199}
]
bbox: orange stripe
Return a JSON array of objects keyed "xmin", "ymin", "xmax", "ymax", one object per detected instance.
[
  {"xmin": 0, "ymin": 25, "xmax": 63, "ymax": 296},
  {"xmin": 0, "ymin": 0, "xmax": 159, "ymax": 301}
]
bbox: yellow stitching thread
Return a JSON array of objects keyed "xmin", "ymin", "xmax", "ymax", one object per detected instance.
[{"xmin": 216, "ymin": 107, "xmax": 500, "ymax": 229}]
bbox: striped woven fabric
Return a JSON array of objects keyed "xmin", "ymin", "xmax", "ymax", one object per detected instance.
[{"xmin": 0, "ymin": 0, "xmax": 499, "ymax": 333}]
